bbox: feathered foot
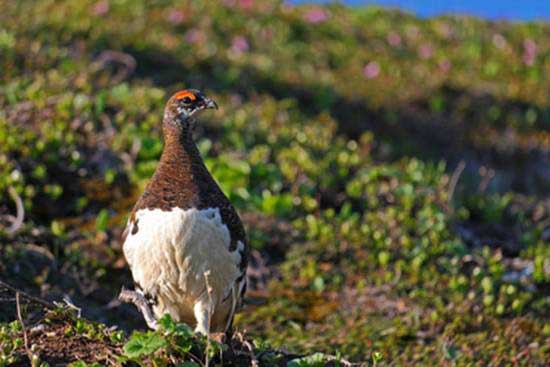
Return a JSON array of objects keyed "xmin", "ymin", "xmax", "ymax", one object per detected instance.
[{"xmin": 118, "ymin": 287, "xmax": 158, "ymax": 330}]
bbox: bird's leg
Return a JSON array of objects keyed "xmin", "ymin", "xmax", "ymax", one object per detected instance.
[
  {"xmin": 195, "ymin": 270, "xmax": 216, "ymax": 335},
  {"xmin": 118, "ymin": 287, "xmax": 158, "ymax": 330},
  {"xmin": 193, "ymin": 298, "xmax": 212, "ymax": 335}
]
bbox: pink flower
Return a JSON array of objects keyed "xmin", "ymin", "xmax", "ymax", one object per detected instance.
[
  {"xmin": 231, "ymin": 36, "xmax": 249, "ymax": 53},
  {"xmin": 387, "ymin": 31, "xmax": 401, "ymax": 47},
  {"xmin": 239, "ymin": 0, "xmax": 253, "ymax": 9},
  {"xmin": 185, "ymin": 28, "xmax": 206, "ymax": 44},
  {"xmin": 418, "ymin": 44, "xmax": 433, "ymax": 60},
  {"xmin": 523, "ymin": 39, "xmax": 537, "ymax": 66},
  {"xmin": 168, "ymin": 9, "xmax": 186, "ymax": 25},
  {"xmin": 304, "ymin": 8, "xmax": 327, "ymax": 24},
  {"xmin": 363, "ymin": 61, "xmax": 380, "ymax": 79},
  {"xmin": 92, "ymin": 0, "xmax": 109, "ymax": 16}
]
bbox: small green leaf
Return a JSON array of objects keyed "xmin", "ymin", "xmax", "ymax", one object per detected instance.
[
  {"xmin": 288, "ymin": 353, "xmax": 329, "ymax": 367},
  {"xmin": 95, "ymin": 209, "xmax": 109, "ymax": 232},
  {"xmin": 372, "ymin": 351, "xmax": 383, "ymax": 364},
  {"xmin": 123, "ymin": 332, "xmax": 166, "ymax": 358},
  {"xmin": 311, "ymin": 276, "xmax": 325, "ymax": 293}
]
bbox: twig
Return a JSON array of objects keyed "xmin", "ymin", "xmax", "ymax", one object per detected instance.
[
  {"xmin": 478, "ymin": 166, "xmax": 495, "ymax": 193},
  {"xmin": 203, "ymin": 271, "xmax": 215, "ymax": 323},
  {"xmin": 5, "ymin": 186, "xmax": 24, "ymax": 235},
  {"xmin": 61, "ymin": 295, "xmax": 82, "ymax": 318},
  {"xmin": 93, "ymin": 50, "xmax": 137, "ymax": 84},
  {"xmin": 447, "ymin": 160, "xmax": 465, "ymax": 209},
  {"xmin": 0, "ymin": 280, "xmax": 53, "ymax": 309},
  {"xmin": 203, "ymin": 271, "xmax": 215, "ymax": 367},
  {"xmin": 118, "ymin": 287, "xmax": 158, "ymax": 330},
  {"xmin": 234, "ymin": 332, "xmax": 259, "ymax": 367},
  {"xmin": 23, "ymin": 244, "xmax": 56, "ymax": 263},
  {"xmin": 242, "ymin": 339, "xmax": 259, "ymax": 367},
  {"xmin": 16, "ymin": 292, "xmax": 33, "ymax": 366}
]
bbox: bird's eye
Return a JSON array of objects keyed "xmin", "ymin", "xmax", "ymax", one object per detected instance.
[{"xmin": 182, "ymin": 96, "xmax": 192, "ymax": 104}]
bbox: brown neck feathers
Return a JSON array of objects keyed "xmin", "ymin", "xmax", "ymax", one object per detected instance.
[{"xmin": 132, "ymin": 111, "xmax": 206, "ymax": 212}]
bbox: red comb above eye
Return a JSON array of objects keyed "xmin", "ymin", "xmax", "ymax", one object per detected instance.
[{"xmin": 173, "ymin": 90, "xmax": 197, "ymax": 101}]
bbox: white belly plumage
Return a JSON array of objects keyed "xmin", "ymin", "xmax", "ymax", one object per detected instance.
[{"xmin": 122, "ymin": 207, "xmax": 244, "ymax": 333}]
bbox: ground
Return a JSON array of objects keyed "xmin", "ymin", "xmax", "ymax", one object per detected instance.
[{"xmin": 0, "ymin": 0, "xmax": 549, "ymax": 366}]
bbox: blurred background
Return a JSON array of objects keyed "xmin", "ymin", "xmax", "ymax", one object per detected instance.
[{"xmin": 0, "ymin": 0, "xmax": 548, "ymax": 365}]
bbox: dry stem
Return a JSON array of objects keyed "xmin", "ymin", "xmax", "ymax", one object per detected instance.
[{"xmin": 16, "ymin": 292, "xmax": 33, "ymax": 365}]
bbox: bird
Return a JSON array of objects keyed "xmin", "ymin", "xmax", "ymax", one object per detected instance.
[{"xmin": 121, "ymin": 89, "xmax": 248, "ymax": 335}]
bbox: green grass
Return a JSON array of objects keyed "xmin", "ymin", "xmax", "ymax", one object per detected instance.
[{"xmin": 0, "ymin": 0, "xmax": 548, "ymax": 365}]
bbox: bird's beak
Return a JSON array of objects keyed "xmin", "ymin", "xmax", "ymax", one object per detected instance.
[{"xmin": 203, "ymin": 97, "xmax": 218, "ymax": 110}]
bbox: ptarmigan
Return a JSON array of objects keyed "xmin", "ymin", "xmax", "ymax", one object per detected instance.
[{"xmin": 122, "ymin": 89, "xmax": 248, "ymax": 334}]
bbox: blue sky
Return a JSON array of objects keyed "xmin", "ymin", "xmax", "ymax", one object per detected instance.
[{"xmin": 290, "ymin": 0, "xmax": 550, "ymax": 21}]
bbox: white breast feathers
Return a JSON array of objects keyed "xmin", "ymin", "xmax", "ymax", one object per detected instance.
[{"xmin": 123, "ymin": 207, "xmax": 244, "ymax": 333}]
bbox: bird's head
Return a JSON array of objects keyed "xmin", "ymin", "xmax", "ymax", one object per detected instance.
[{"xmin": 165, "ymin": 89, "xmax": 218, "ymax": 123}]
